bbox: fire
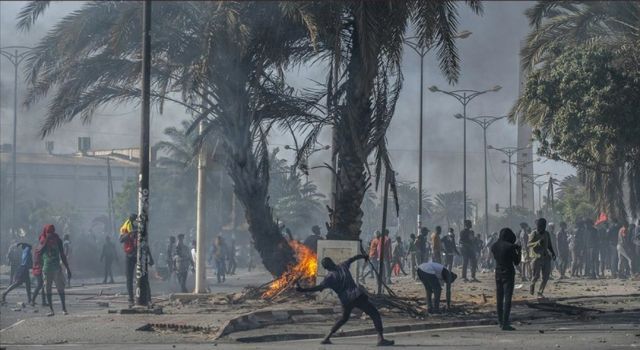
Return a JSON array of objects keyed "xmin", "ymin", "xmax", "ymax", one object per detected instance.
[{"xmin": 262, "ymin": 240, "xmax": 318, "ymax": 299}]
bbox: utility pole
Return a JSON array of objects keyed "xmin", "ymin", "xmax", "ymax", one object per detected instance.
[
  {"xmin": 377, "ymin": 168, "xmax": 389, "ymax": 295},
  {"xmin": 405, "ymin": 31, "xmax": 471, "ymax": 236},
  {"xmin": 429, "ymin": 85, "xmax": 501, "ymax": 222},
  {"xmin": 106, "ymin": 157, "xmax": 116, "ymax": 235},
  {"xmin": 135, "ymin": 0, "xmax": 152, "ymax": 307},
  {"xmin": 489, "ymin": 145, "xmax": 528, "ymax": 210},
  {"xmin": 0, "ymin": 46, "xmax": 31, "ymax": 236},
  {"xmin": 457, "ymin": 115, "xmax": 505, "ymax": 239},
  {"xmin": 195, "ymin": 120, "xmax": 207, "ymax": 294}
]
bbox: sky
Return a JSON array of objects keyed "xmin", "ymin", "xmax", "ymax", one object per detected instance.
[{"xmin": 0, "ymin": 1, "xmax": 575, "ymax": 214}]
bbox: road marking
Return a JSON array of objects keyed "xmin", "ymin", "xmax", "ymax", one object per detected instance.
[{"xmin": 0, "ymin": 319, "xmax": 25, "ymax": 333}]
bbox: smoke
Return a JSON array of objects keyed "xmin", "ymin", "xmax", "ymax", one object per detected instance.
[{"xmin": 0, "ymin": 1, "xmax": 575, "ymax": 227}]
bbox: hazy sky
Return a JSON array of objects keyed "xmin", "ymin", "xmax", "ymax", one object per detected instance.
[{"xmin": 0, "ymin": 1, "xmax": 575, "ymax": 213}]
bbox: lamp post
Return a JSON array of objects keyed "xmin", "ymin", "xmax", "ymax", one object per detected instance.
[
  {"xmin": 405, "ymin": 31, "xmax": 471, "ymax": 236},
  {"xmin": 135, "ymin": 0, "xmax": 152, "ymax": 307},
  {"xmin": 522, "ymin": 172, "xmax": 551, "ymax": 213},
  {"xmin": 502, "ymin": 158, "xmax": 540, "ymax": 208},
  {"xmin": 487, "ymin": 145, "xmax": 528, "ymax": 210},
  {"xmin": 455, "ymin": 115, "xmax": 505, "ymax": 239},
  {"xmin": 0, "ymin": 46, "xmax": 32, "ymax": 236},
  {"xmin": 429, "ymin": 85, "xmax": 502, "ymax": 222}
]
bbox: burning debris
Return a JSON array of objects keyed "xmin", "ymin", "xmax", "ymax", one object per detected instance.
[{"xmin": 262, "ymin": 240, "xmax": 318, "ymax": 299}]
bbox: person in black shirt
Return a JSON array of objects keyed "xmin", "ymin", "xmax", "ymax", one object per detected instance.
[
  {"xmin": 296, "ymin": 255, "xmax": 394, "ymax": 346},
  {"xmin": 460, "ymin": 220, "xmax": 478, "ymax": 282},
  {"xmin": 491, "ymin": 228, "xmax": 521, "ymax": 331}
]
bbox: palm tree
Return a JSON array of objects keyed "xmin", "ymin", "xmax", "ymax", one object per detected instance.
[
  {"xmin": 393, "ymin": 182, "xmax": 432, "ymax": 235},
  {"xmin": 19, "ymin": 1, "xmax": 318, "ymax": 276},
  {"xmin": 292, "ymin": 1, "xmax": 483, "ymax": 240},
  {"xmin": 432, "ymin": 191, "xmax": 470, "ymax": 230}
]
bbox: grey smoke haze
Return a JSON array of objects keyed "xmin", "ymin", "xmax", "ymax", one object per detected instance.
[{"xmin": 0, "ymin": 1, "xmax": 574, "ymax": 216}]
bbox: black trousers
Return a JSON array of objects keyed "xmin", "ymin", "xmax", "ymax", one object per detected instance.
[
  {"xmin": 330, "ymin": 294, "xmax": 383, "ymax": 337},
  {"xmin": 103, "ymin": 260, "xmax": 114, "ymax": 283},
  {"xmin": 495, "ymin": 273, "xmax": 515, "ymax": 326},
  {"xmin": 177, "ymin": 270, "xmax": 188, "ymax": 293},
  {"xmin": 461, "ymin": 246, "xmax": 477, "ymax": 279},
  {"xmin": 444, "ymin": 254, "xmax": 455, "ymax": 272},
  {"xmin": 417, "ymin": 269, "xmax": 442, "ymax": 312},
  {"xmin": 125, "ymin": 255, "xmax": 137, "ymax": 302}
]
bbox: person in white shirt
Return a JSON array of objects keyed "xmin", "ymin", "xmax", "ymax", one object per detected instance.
[{"xmin": 416, "ymin": 261, "xmax": 457, "ymax": 314}]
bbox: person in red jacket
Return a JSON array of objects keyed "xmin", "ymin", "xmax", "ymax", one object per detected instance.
[
  {"xmin": 31, "ymin": 230, "xmax": 48, "ymax": 306},
  {"xmin": 37, "ymin": 224, "xmax": 72, "ymax": 316}
]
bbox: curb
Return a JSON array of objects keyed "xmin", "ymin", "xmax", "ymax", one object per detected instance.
[
  {"xmin": 215, "ymin": 307, "xmax": 341, "ymax": 339},
  {"xmin": 234, "ymin": 317, "xmax": 500, "ymax": 343}
]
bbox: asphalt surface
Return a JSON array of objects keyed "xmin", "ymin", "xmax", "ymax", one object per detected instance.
[{"xmin": 2, "ymin": 314, "xmax": 638, "ymax": 349}]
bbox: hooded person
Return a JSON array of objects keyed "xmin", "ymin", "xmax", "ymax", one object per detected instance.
[
  {"xmin": 491, "ymin": 228, "xmax": 522, "ymax": 330},
  {"xmin": 529, "ymin": 218, "xmax": 556, "ymax": 297},
  {"xmin": 296, "ymin": 255, "xmax": 394, "ymax": 346},
  {"xmin": 37, "ymin": 224, "xmax": 71, "ymax": 316}
]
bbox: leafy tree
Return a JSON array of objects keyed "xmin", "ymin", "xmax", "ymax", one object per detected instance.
[
  {"xmin": 268, "ymin": 148, "xmax": 326, "ymax": 237},
  {"xmin": 553, "ymin": 175, "xmax": 597, "ymax": 224},
  {"xmin": 19, "ymin": 1, "xmax": 318, "ymax": 276},
  {"xmin": 512, "ymin": 44, "xmax": 640, "ymax": 220},
  {"xmin": 293, "ymin": 1, "xmax": 483, "ymax": 240},
  {"xmin": 432, "ymin": 191, "xmax": 470, "ymax": 230}
]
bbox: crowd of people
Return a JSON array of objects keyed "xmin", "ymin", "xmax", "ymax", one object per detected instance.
[{"xmin": 355, "ymin": 218, "xmax": 640, "ymax": 287}]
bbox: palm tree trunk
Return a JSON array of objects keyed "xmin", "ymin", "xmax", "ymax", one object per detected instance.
[{"xmin": 327, "ymin": 16, "xmax": 377, "ymax": 241}]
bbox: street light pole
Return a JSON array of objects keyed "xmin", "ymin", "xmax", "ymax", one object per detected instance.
[
  {"xmin": 429, "ymin": 85, "xmax": 502, "ymax": 222},
  {"xmin": 0, "ymin": 46, "xmax": 32, "ymax": 236},
  {"xmin": 135, "ymin": 0, "xmax": 152, "ymax": 307},
  {"xmin": 405, "ymin": 31, "xmax": 471, "ymax": 235},
  {"xmin": 489, "ymin": 145, "xmax": 528, "ymax": 210},
  {"xmin": 459, "ymin": 115, "xmax": 505, "ymax": 238}
]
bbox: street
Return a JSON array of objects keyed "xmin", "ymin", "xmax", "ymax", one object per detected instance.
[{"xmin": 2, "ymin": 313, "xmax": 639, "ymax": 349}]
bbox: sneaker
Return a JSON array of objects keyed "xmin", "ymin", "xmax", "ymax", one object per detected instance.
[
  {"xmin": 46, "ymin": 311, "xmax": 55, "ymax": 317},
  {"xmin": 502, "ymin": 325, "xmax": 516, "ymax": 331},
  {"xmin": 320, "ymin": 338, "xmax": 332, "ymax": 345},
  {"xmin": 62, "ymin": 310, "xmax": 68, "ymax": 315},
  {"xmin": 378, "ymin": 339, "xmax": 395, "ymax": 346}
]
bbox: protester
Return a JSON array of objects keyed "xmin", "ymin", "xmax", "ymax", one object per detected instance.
[
  {"xmin": 518, "ymin": 222, "xmax": 531, "ymax": 281},
  {"xmin": 391, "ymin": 236, "xmax": 407, "ymax": 276},
  {"xmin": 556, "ymin": 222, "xmax": 570, "ymax": 279},
  {"xmin": 407, "ymin": 233, "xmax": 419, "ymax": 280},
  {"xmin": 119, "ymin": 213, "xmax": 138, "ymax": 307},
  {"xmin": 416, "ymin": 228, "xmax": 428, "ymax": 263},
  {"xmin": 227, "ymin": 234, "xmax": 237, "ymax": 275},
  {"xmin": 38, "ymin": 224, "xmax": 71, "ymax": 316},
  {"xmin": 529, "ymin": 218, "xmax": 556, "ymax": 297},
  {"xmin": 570, "ymin": 220, "xmax": 585, "ymax": 277},
  {"xmin": 303, "ymin": 225, "xmax": 324, "ymax": 253},
  {"xmin": 166, "ymin": 236, "xmax": 176, "ymax": 282},
  {"xmin": 63, "ymin": 234, "xmax": 72, "ymax": 285},
  {"xmin": 460, "ymin": 220, "xmax": 478, "ymax": 282},
  {"xmin": 491, "ymin": 228, "xmax": 521, "ymax": 331},
  {"xmin": 617, "ymin": 222, "xmax": 633, "ymax": 278},
  {"xmin": 416, "ymin": 261, "xmax": 457, "ymax": 314},
  {"xmin": 367, "ymin": 231, "xmax": 381, "ymax": 279},
  {"xmin": 31, "ymin": 233, "xmax": 47, "ymax": 307},
  {"xmin": 431, "ymin": 226, "xmax": 443, "ymax": 263},
  {"xmin": 6, "ymin": 240, "xmax": 21, "ymax": 284},
  {"xmin": 212, "ymin": 235, "xmax": 228, "ymax": 283},
  {"xmin": 1, "ymin": 243, "xmax": 33, "ymax": 304},
  {"xmin": 378, "ymin": 229, "xmax": 393, "ymax": 284},
  {"xmin": 100, "ymin": 235, "xmax": 118, "ymax": 284},
  {"xmin": 295, "ymin": 254, "xmax": 394, "ymax": 346},
  {"xmin": 174, "ymin": 234, "xmax": 193, "ymax": 292},
  {"xmin": 442, "ymin": 228, "xmax": 459, "ymax": 272},
  {"xmin": 190, "ymin": 239, "xmax": 197, "ymax": 272}
]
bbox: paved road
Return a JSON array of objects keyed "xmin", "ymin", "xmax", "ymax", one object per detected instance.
[
  {"xmin": 3, "ymin": 312, "xmax": 638, "ymax": 349},
  {"xmin": 0, "ymin": 269, "xmax": 271, "ymax": 330}
]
